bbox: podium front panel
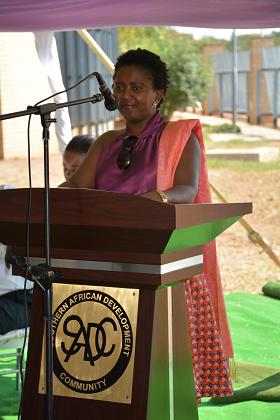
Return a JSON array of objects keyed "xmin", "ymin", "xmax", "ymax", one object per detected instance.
[{"xmin": 39, "ymin": 284, "xmax": 138, "ymax": 404}]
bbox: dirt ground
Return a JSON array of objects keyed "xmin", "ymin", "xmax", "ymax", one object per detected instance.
[{"xmin": 0, "ymin": 152, "xmax": 279, "ymax": 294}]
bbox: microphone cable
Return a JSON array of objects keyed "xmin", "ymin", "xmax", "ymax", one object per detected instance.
[{"xmin": 17, "ymin": 70, "xmax": 101, "ymax": 419}]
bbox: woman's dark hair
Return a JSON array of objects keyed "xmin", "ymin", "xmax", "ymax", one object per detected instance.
[
  {"xmin": 114, "ymin": 48, "xmax": 169, "ymax": 101},
  {"xmin": 65, "ymin": 135, "xmax": 95, "ymax": 154}
]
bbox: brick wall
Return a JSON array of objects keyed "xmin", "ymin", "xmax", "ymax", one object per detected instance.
[{"xmin": 0, "ymin": 33, "xmax": 59, "ymax": 159}]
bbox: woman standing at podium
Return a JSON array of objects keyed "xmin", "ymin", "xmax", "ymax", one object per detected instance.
[{"xmin": 59, "ymin": 48, "xmax": 233, "ymax": 403}]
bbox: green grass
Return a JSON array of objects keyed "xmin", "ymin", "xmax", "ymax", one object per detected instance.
[
  {"xmin": 207, "ymin": 158, "xmax": 280, "ymax": 171},
  {"xmin": 204, "ymin": 139, "xmax": 269, "ymax": 150},
  {"xmin": 202, "ymin": 125, "xmax": 280, "ymax": 148},
  {"xmin": 0, "ymin": 351, "xmax": 21, "ymax": 418},
  {"xmin": 0, "ymin": 347, "xmax": 28, "ymax": 418}
]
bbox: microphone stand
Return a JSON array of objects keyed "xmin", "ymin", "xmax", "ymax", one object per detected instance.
[{"xmin": 0, "ymin": 93, "xmax": 104, "ymax": 420}]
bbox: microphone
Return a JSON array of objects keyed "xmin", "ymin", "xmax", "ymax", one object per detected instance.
[{"xmin": 94, "ymin": 72, "xmax": 117, "ymax": 111}]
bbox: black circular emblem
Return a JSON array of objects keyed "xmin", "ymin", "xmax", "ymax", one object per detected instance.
[{"xmin": 52, "ymin": 290, "xmax": 133, "ymax": 394}]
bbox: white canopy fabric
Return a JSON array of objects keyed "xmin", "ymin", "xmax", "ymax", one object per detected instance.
[
  {"xmin": 0, "ymin": 0, "xmax": 279, "ymax": 32},
  {"xmin": 34, "ymin": 32, "xmax": 72, "ymax": 152}
]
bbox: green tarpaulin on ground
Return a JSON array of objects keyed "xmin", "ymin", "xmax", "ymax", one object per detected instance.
[
  {"xmin": 199, "ymin": 293, "xmax": 280, "ymax": 420},
  {"xmin": 0, "ymin": 293, "xmax": 280, "ymax": 419},
  {"xmin": 212, "ymin": 361, "xmax": 280, "ymax": 403}
]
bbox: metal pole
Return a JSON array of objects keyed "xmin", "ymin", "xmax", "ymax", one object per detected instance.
[
  {"xmin": 42, "ymin": 117, "xmax": 53, "ymax": 420},
  {"xmin": 77, "ymin": 29, "xmax": 115, "ymax": 74},
  {"xmin": 273, "ymin": 69, "xmax": 278, "ymax": 128},
  {"xmin": 232, "ymin": 29, "xmax": 238, "ymax": 125}
]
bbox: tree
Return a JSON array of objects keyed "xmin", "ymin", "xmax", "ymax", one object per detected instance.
[
  {"xmin": 271, "ymin": 30, "xmax": 280, "ymax": 46},
  {"xmin": 118, "ymin": 27, "xmax": 212, "ymax": 117}
]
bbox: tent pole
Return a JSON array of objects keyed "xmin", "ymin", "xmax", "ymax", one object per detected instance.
[{"xmin": 76, "ymin": 29, "xmax": 115, "ymax": 74}]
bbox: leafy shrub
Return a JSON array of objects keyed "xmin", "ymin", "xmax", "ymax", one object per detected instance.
[{"xmin": 207, "ymin": 124, "xmax": 241, "ymax": 133}]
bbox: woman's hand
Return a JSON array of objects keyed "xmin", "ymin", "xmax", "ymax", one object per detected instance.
[{"xmin": 140, "ymin": 191, "xmax": 164, "ymax": 202}]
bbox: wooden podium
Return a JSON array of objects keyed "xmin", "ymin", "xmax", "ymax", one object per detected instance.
[{"xmin": 0, "ymin": 188, "xmax": 252, "ymax": 420}]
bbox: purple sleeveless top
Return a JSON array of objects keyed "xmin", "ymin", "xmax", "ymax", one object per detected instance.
[{"xmin": 95, "ymin": 112, "xmax": 166, "ymax": 195}]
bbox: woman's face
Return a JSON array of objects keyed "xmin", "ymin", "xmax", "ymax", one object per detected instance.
[
  {"xmin": 63, "ymin": 151, "xmax": 85, "ymax": 180},
  {"xmin": 113, "ymin": 65, "xmax": 164, "ymax": 124}
]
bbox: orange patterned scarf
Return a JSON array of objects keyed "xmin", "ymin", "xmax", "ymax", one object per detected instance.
[{"xmin": 157, "ymin": 119, "xmax": 233, "ymax": 358}]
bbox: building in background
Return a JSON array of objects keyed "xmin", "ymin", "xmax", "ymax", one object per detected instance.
[{"xmin": 202, "ymin": 36, "xmax": 280, "ymax": 127}]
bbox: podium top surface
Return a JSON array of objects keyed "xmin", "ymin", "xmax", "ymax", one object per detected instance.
[
  {"xmin": 0, "ymin": 188, "xmax": 252, "ymax": 253},
  {"xmin": 0, "ymin": 188, "xmax": 251, "ymax": 229}
]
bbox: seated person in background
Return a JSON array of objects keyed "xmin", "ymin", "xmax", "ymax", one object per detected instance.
[
  {"xmin": 0, "ymin": 184, "xmax": 33, "ymax": 335},
  {"xmin": 0, "ymin": 242, "xmax": 33, "ymax": 335},
  {"xmin": 63, "ymin": 134, "xmax": 95, "ymax": 180},
  {"xmin": 59, "ymin": 48, "xmax": 234, "ymax": 403}
]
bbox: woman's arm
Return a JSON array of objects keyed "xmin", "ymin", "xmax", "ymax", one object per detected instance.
[{"xmin": 141, "ymin": 133, "xmax": 201, "ymax": 204}]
